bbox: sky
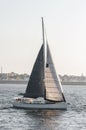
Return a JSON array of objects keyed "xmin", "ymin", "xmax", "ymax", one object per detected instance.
[{"xmin": 0, "ymin": 0, "xmax": 86, "ymax": 75}]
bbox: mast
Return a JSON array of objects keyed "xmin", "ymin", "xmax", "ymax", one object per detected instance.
[
  {"xmin": 42, "ymin": 17, "xmax": 47, "ymax": 99},
  {"xmin": 42, "ymin": 17, "xmax": 46, "ymax": 76}
]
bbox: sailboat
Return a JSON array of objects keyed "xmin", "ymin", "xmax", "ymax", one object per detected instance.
[{"xmin": 13, "ymin": 18, "xmax": 67, "ymax": 110}]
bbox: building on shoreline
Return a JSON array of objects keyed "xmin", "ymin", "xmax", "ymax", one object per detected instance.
[
  {"xmin": 0, "ymin": 72, "xmax": 86, "ymax": 83},
  {"xmin": 0, "ymin": 72, "xmax": 29, "ymax": 81}
]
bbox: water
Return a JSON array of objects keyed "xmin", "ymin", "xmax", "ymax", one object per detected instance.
[{"xmin": 0, "ymin": 84, "xmax": 86, "ymax": 130}]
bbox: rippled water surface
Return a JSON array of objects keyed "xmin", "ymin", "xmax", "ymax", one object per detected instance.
[{"xmin": 0, "ymin": 84, "xmax": 86, "ymax": 130}]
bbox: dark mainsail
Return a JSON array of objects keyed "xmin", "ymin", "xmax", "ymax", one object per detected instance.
[{"xmin": 24, "ymin": 44, "xmax": 45, "ymax": 98}]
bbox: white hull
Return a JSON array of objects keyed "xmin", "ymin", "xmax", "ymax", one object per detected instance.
[{"xmin": 13, "ymin": 101, "xmax": 67, "ymax": 110}]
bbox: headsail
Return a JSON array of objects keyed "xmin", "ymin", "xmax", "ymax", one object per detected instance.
[
  {"xmin": 24, "ymin": 44, "xmax": 45, "ymax": 98},
  {"xmin": 44, "ymin": 43, "xmax": 65, "ymax": 102}
]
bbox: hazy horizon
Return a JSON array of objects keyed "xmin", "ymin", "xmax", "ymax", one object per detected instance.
[{"xmin": 0, "ymin": 0, "xmax": 86, "ymax": 76}]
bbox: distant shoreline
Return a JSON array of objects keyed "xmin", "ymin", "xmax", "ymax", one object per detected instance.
[
  {"xmin": 0, "ymin": 80, "xmax": 86, "ymax": 85},
  {"xmin": 61, "ymin": 81, "xmax": 86, "ymax": 85},
  {"xmin": 0, "ymin": 80, "xmax": 28, "ymax": 84}
]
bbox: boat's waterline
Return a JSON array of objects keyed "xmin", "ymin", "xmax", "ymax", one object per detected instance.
[{"xmin": 13, "ymin": 101, "xmax": 67, "ymax": 110}]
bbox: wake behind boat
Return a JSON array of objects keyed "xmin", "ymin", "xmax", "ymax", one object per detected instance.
[{"xmin": 13, "ymin": 18, "xmax": 67, "ymax": 110}]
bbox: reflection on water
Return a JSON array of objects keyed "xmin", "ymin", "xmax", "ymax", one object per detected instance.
[
  {"xmin": 0, "ymin": 84, "xmax": 86, "ymax": 130},
  {"xmin": 25, "ymin": 110, "xmax": 66, "ymax": 130}
]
